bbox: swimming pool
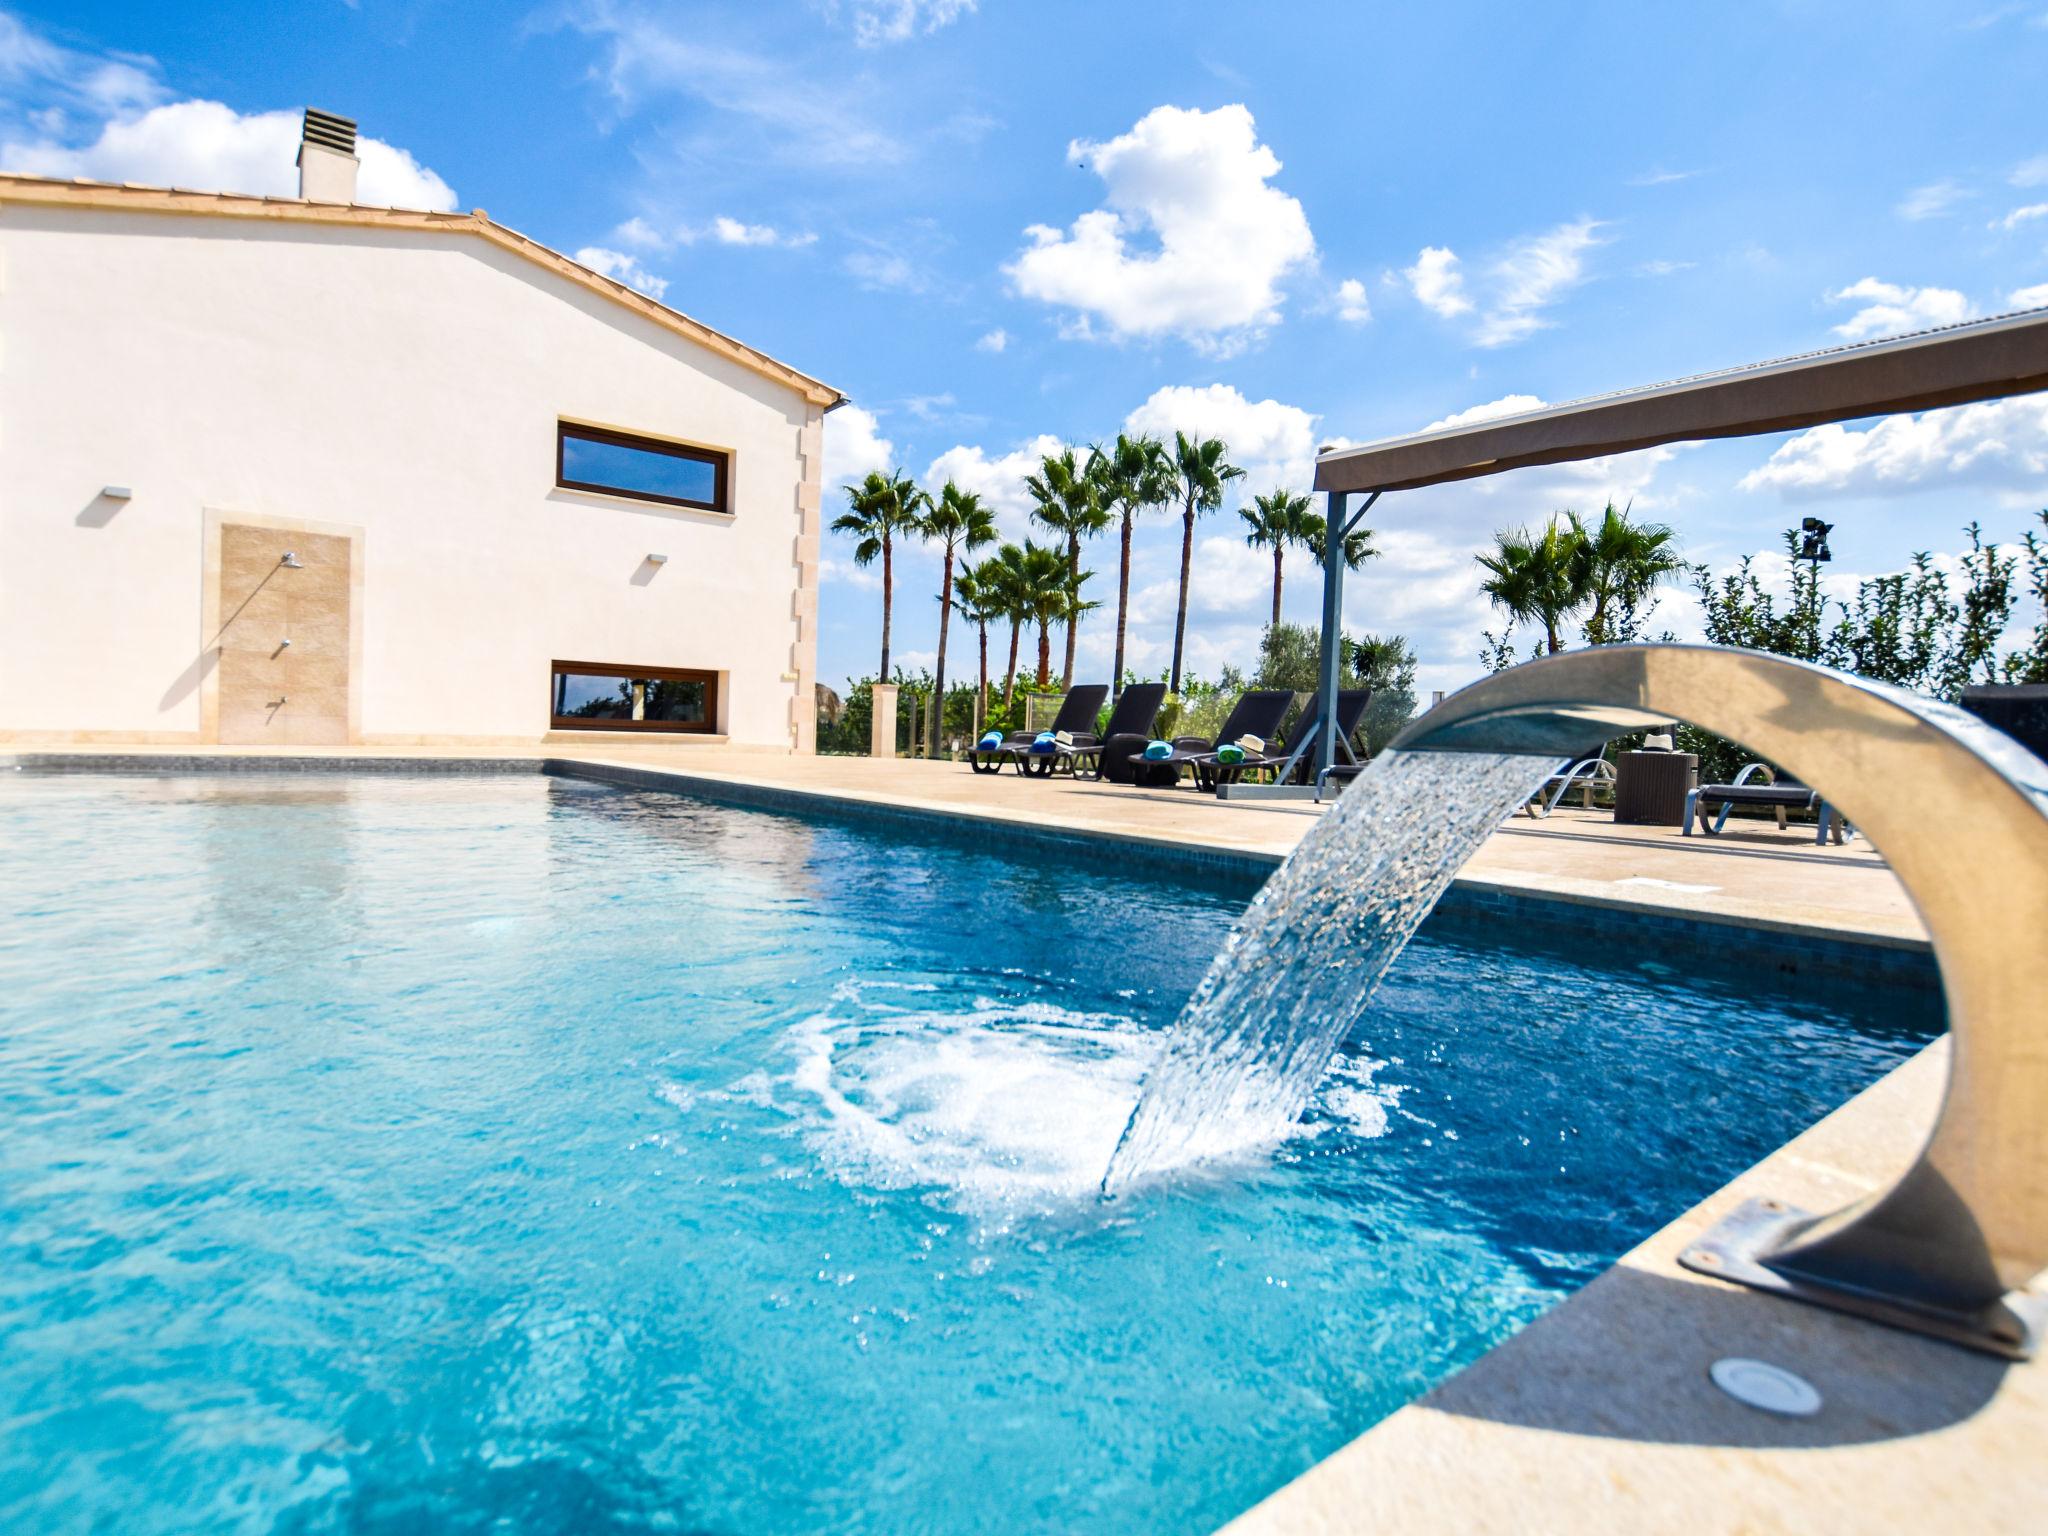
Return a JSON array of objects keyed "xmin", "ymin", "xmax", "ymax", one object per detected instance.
[{"xmin": 0, "ymin": 772, "xmax": 1938, "ymax": 1534}]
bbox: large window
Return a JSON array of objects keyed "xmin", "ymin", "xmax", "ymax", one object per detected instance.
[
  {"xmin": 550, "ymin": 661, "xmax": 719, "ymax": 733},
  {"xmin": 557, "ymin": 422, "xmax": 729, "ymax": 512}
]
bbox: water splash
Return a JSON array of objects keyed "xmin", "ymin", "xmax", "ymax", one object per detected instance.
[{"xmin": 1102, "ymin": 749, "xmax": 1558, "ymax": 1193}]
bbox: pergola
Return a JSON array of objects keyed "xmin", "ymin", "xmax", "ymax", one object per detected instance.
[{"xmin": 1306, "ymin": 305, "xmax": 2048, "ymax": 773}]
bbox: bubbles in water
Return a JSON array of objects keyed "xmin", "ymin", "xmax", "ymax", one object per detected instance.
[
  {"xmin": 1102, "ymin": 750, "xmax": 1558, "ymax": 1193},
  {"xmin": 784, "ymin": 982, "xmax": 1155, "ymax": 1212}
]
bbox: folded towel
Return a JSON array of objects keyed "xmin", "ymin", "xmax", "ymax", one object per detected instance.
[
  {"xmin": 1215, "ymin": 743, "xmax": 1246, "ymax": 766},
  {"xmin": 1030, "ymin": 731, "xmax": 1058, "ymax": 754},
  {"xmin": 1142, "ymin": 739, "xmax": 1173, "ymax": 760},
  {"xmin": 1237, "ymin": 733, "xmax": 1266, "ymax": 755},
  {"xmin": 977, "ymin": 731, "xmax": 1003, "ymax": 750}
]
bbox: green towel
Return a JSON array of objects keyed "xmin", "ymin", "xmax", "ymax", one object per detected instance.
[{"xmin": 1216, "ymin": 743, "xmax": 1246, "ymax": 766}]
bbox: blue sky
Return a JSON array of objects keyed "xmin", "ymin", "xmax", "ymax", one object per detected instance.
[{"xmin": 7, "ymin": 1, "xmax": 2048, "ymax": 696}]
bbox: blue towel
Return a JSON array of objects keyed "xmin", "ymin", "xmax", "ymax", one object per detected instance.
[
  {"xmin": 1142, "ymin": 739, "xmax": 1173, "ymax": 760},
  {"xmin": 1215, "ymin": 743, "xmax": 1246, "ymax": 766},
  {"xmin": 977, "ymin": 731, "xmax": 1003, "ymax": 750},
  {"xmin": 1029, "ymin": 731, "xmax": 1057, "ymax": 755}
]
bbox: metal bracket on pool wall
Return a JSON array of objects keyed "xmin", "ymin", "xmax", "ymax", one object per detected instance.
[{"xmin": 1389, "ymin": 644, "xmax": 2048, "ymax": 1359}]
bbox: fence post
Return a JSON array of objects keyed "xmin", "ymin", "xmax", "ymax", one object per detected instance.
[{"xmin": 870, "ymin": 684, "xmax": 898, "ymax": 758}]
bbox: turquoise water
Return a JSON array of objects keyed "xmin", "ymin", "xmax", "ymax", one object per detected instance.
[{"xmin": 0, "ymin": 774, "xmax": 1937, "ymax": 1535}]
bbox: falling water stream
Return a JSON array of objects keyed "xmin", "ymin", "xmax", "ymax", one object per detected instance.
[{"xmin": 1103, "ymin": 749, "xmax": 1561, "ymax": 1193}]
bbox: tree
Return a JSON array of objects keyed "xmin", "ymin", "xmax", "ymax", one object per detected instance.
[
  {"xmin": 1025, "ymin": 447, "xmax": 1110, "ymax": 689},
  {"xmin": 1477, "ymin": 516, "xmax": 1587, "ymax": 654},
  {"xmin": 2005, "ymin": 510, "xmax": 2048, "ymax": 684},
  {"xmin": 1250, "ymin": 621, "xmax": 1417, "ymax": 757},
  {"xmin": 986, "ymin": 543, "xmax": 1032, "ymax": 709},
  {"xmin": 950, "ymin": 559, "xmax": 998, "ymax": 712},
  {"xmin": 831, "ymin": 469, "xmax": 926, "ymax": 679},
  {"xmin": 1011, "ymin": 540, "xmax": 1082, "ymax": 690},
  {"xmin": 916, "ymin": 481, "xmax": 998, "ymax": 742},
  {"xmin": 1240, "ymin": 489, "xmax": 1316, "ymax": 633},
  {"xmin": 1088, "ymin": 433, "xmax": 1173, "ymax": 696},
  {"xmin": 1568, "ymin": 502, "xmax": 1687, "ymax": 645},
  {"xmin": 1167, "ymin": 432, "xmax": 1245, "ymax": 694},
  {"xmin": 1302, "ymin": 505, "xmax": 1378, "ymax": 581}
]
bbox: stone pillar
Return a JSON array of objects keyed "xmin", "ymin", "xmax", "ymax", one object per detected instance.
[{"xmin": 870, "ymin": 684, "xmax": 898, "ymax": 758}]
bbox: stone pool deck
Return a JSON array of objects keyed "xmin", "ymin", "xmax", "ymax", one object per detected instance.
[{"xmin": 8, "ymin": 740, "xmax": 2039, "ymax": 1532}]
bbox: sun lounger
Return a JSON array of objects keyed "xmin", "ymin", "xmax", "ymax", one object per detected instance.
[
  {"xmin": 1683, "ymin": 763, "xmax": 1853, "ymax": 844},
  {"xmin": 1117, "ymin": 689, "xmax": 1294, "ymax": 790},
  {"xmin": 1186, "ymin": 689, "xmax": 1374, "ymax": 789},
  {"xmin": 1524, "ymin": 754, "xmax": 1616, "ymax": 818},
  {"xmin": 1055, "ymin": 683, "xmax": 1168, "ymax": 779},
  {"xmin": 965, "ymin": 684, "xmax": 1109, "ymax": 776}
]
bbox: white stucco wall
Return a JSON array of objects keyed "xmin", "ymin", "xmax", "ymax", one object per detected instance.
[{"xmin": 0, "ymin": 203, "xmax": 823, "ymax": 748}]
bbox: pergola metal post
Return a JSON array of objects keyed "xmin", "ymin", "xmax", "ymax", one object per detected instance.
[
  {"xmin": 1315, "ymin": 489, "xmax": 1378, "ymax": 779},
  {"xmin": 1315, "ymin": 491, "xmax": 1348, "ymax": 781}
]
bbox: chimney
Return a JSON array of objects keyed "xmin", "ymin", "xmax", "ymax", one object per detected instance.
[{"xmin": 297, "ymin": 108, "xmax": 359, "ymax": 203}]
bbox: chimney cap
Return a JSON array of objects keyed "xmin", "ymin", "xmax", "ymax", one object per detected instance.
[{"xmin": 301, "ymin": 108, "xmax": 357, "ymax": 156}]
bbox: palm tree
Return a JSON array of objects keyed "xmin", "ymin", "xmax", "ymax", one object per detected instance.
[
  {"xmin": 1568, "ymin": 501, "xmax": 1687, "ymax": 645},
  {"xmin": 1240, "ymin": 489, "xmax": 1316, "ymax": 634},
  {"xmin": 1477, "ymin": 516, "xmax": 1587, "ymax": 654},
  {"xmin": 1024, "ymin": 447, "xmax": 1110, "ymax": 689},
  {"xmin": 1167, "ymin": 432, "xmax": 1245, "ymax": 694},
  {"xmin": 916, "ymin": 481, "xmax": 998, "ymax": 736},
  {"xmin": 988, "ymin": 543, "xmax": 1033, "ymax": 709},
  {"xmin": 830, "ymin": 469, "xmax": 926, "ymax": 679},
  {"xmin": 1012, "ymin": 540, "xmax": 1080, "ymax": 690},
  {"xmin": 950, "ymin": 560, "xmax": 998, "ymax": 714},
  {"xmin": 1303, "ymin": 506, "xmax": 1379, "ymax": 577},
  {"xmin": 1088, "ymin": 432, "xmax": 1172, "ymax": 694}
]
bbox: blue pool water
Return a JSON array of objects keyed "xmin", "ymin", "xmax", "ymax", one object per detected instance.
[{"xmin": 0, "ymin": 773, "xmax": 1938, "ymax": 1535}]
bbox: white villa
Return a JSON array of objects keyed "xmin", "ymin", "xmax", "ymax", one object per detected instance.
[{"xmin": 0, "ymin": 110, "xmax": 842, "ymax": 752}]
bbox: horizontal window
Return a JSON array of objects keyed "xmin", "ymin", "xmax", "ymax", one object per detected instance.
[
  {"xmin": 550, "ymin": 661, "xmax": 718, "ymax": 733},
  {"xmin": 557, "ymin": 422, "xmax": 728, "ymax": 512}
]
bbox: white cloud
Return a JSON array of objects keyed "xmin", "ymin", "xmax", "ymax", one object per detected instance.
[
  {"xmin": 1404, "ymin": 221, "xmax": 1603, "ymax": 346},
  {"xmin": 0, "ymin": 11, "xmax": 163, "ymax": 120},
  {"xmin": 612, "ymin": 215, "xmax": 669, "ymax": 250},
  {"xmin": 1474, "ymin": 219, "xmax": 1604, "ymax": 346},
  {"xmin": 845, "ymin": 250, "xmax": 924, "ymax": 292},
  {"xmin": 712, "ymin": 214, "xmax": 815, "ymax": 247},
  {"xmin": 1123, "ymin": 382, "xmax": 1321, "ymax": 494},
  {"xmin": 923, "ymin": 433, "xmax": 1065, "ymax": 538},
  {"xmin": 1335, "ymin": 277, "xmax": 1372, "ymax": 324},
  {"xmin": 823, "ymin": 404, "xmax": 896, "ymax": 490},
  {"xmin": 1423, "ymin": 393, "xmax": 1546, "ymax": 433},
  {"xmin": 1004, "ymin": 103, "xmax": 1316, "ymax": 352},
  {"xmin": 610, "ymin": 213, "xmax": 816, "ymax": 250},
  {"xmin": 2012, "ymin": 282, "xmax": 2048, "ymax": 308},
  {"xmin": 1896, "ymin": 180, "xmax": 1966, "ymax": 220},
  {"xmin": 2013, "ymin": 152, "xmax": 2048, "ymax": 188},
  {"xmin": 572, "ymin": 11, "xmax": 905, "ymax": 170},
  {"xmin": 818, "ymin": 554, "xmax": 881, "ymax": 592},
  {"xmin": 843, "ymin": 0, "xmax": 978, "ymax": 46},
  {"xmin": 1825, "ymin": 277, "xmax": 1972, "ymax": 339},
  {"xmin": 974, "ymin": 328, "xmax": 1008, "ymax": 353},
  {"xmin": 1993, "ymin": 202, "xmax": 2048, "ymax": 232},
  {"xmin": 2, "ymin": 95, "xmax": 457, "ymax": 209},
  {"xmin": 573, "ymin": 246, "xmax": 668, "ymax": 299},
  {"xmin": 1738, "ymin": 397, "xmax": 2048, "ymax": 500},
  {"xmin": 1404, "ymin": 246, "xmax": 1472, "ymax": 318}
]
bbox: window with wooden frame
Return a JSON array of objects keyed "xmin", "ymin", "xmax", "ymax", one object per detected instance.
[
  {"xmin": 556, "ymin": 422, "xmax": 729, "ymax": 513},
  {"xmin": 550, "ymin": 661, "xmax": 719, "ymax": 733}
]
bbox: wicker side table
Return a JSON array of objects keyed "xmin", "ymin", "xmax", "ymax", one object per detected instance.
[{"xmin": 1613, "ymin": 750, "xmax": 1698, "ymax": 826}]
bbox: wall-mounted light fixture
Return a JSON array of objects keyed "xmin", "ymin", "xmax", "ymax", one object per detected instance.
[
  {"xmin": 646, "ymin": 553, "xmax": 669, "ymax": 565},
  {"xmin": 280, "ymin": 552, "xmax": 304, "ymax": 568},
  {"xmin": 102, "ymin": 486, "xmax": 133, "ymax": 500}
]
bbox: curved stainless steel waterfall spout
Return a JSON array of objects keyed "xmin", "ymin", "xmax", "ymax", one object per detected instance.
[{"xmin": 1390, "ymin": 644, "xmax": 2048, "ymax": 1358}]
